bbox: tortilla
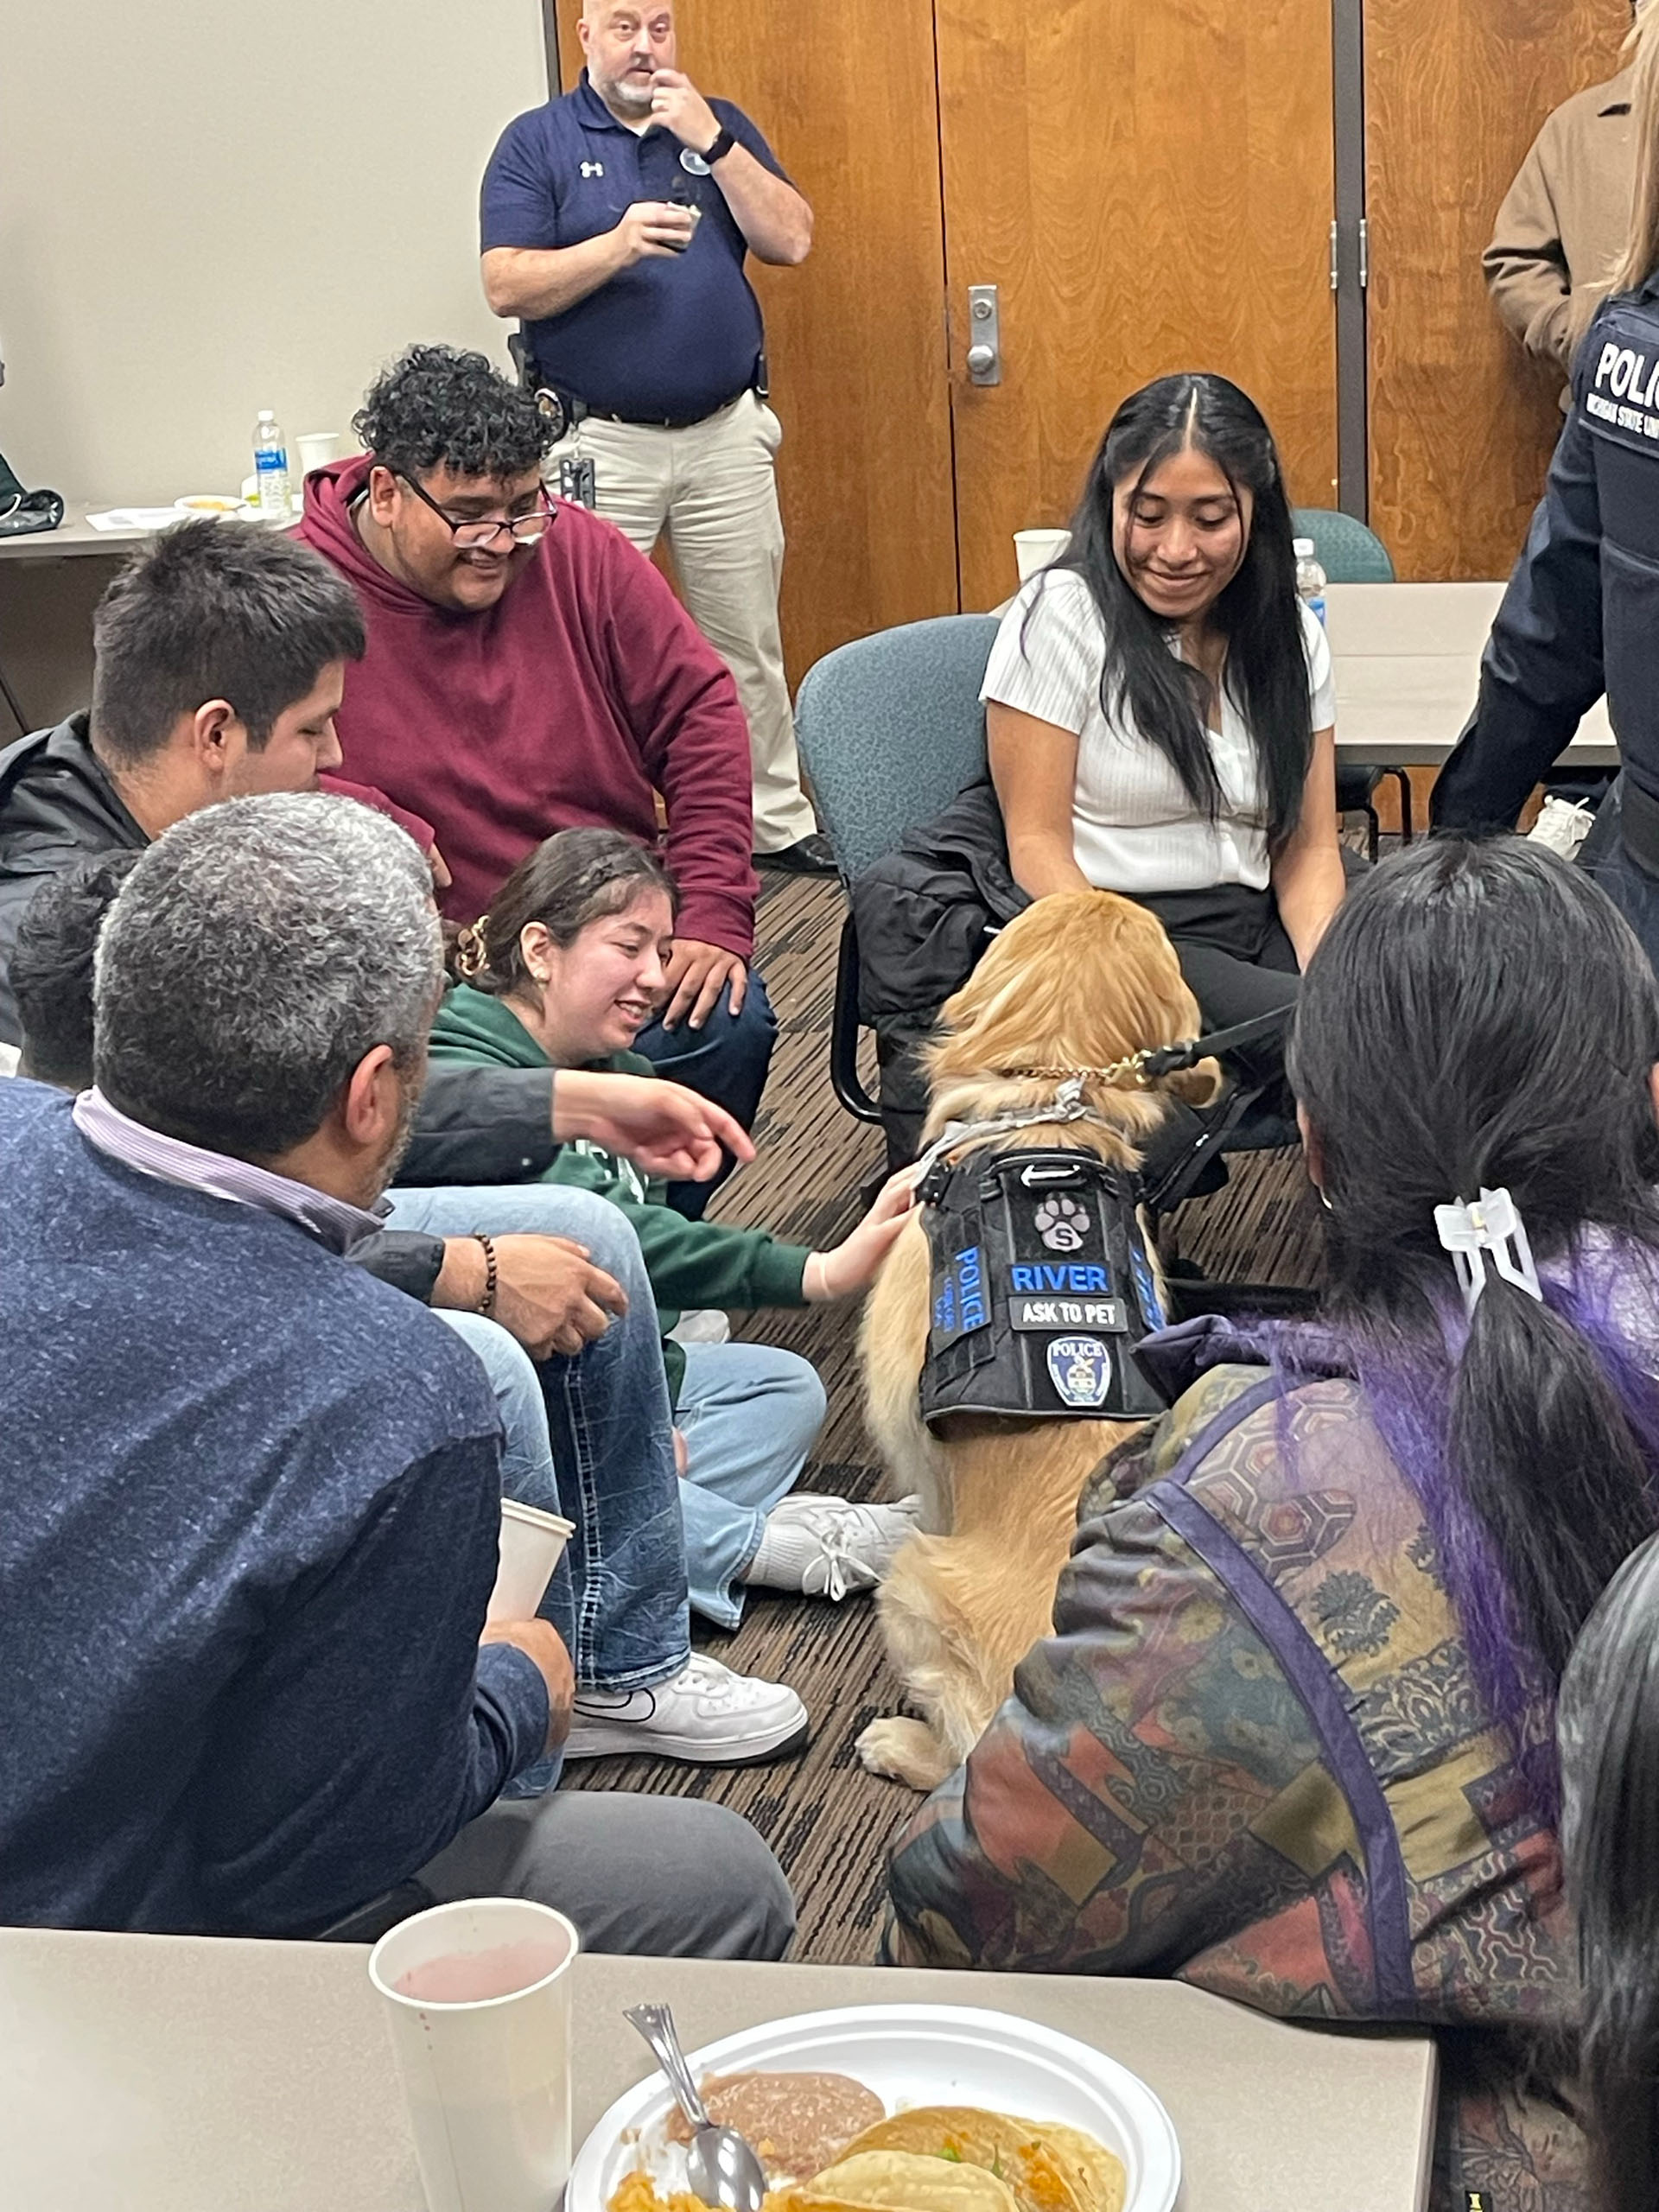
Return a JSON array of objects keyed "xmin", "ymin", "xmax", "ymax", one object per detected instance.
[
  {"xmin": 1030, "ymin": 2124, "xmax": 1126, "ymax": 2212},
  {"xmin": 831, "ymin": 2107, "xmax": 1122, "ymax": 2212},
  {"xmin": 809, "ymin": 2149, "xmax": 1020, "ymax": 2212}
]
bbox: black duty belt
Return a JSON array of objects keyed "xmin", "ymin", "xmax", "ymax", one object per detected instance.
[
  {"xmin": 512, "ymin": 331, "xmax": 770, "ymax": 437},
  {"xmin": 918, "ymin": 1147, "xmax": 1171, "ymax": 1427},
  {"xmin": 558, "ymin": 390, "xmax": 751, "ymax": 433}
]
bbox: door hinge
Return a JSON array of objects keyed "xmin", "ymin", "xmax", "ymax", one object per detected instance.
[
  {"xmin": 1329, "ymin": 219, "xmax": 1339, "ymax": 292},
  {"xmin": 1358, "ymin": 216, "xmax": 1370, "ymax": 290}
]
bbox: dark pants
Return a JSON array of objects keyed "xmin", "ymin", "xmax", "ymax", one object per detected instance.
[
  {"xmin": 1134, "ymin": 884, "xmax": 1301, "ymax": 1092},
  {"xmin": 1580, "ymin": 776, "xmax": 1659, "ymax": 972},
  {"xmin": 417, "ymin": 1791, "xmax": 795, "ymax": 1959},
  {"xmin": 632, "ymin": 967, "xmax": 778, "ymax": 1217}
]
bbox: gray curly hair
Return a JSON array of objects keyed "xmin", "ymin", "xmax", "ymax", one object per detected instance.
[{"xmin": 94, "ymin": 791, "xmax": 440, "ymax": 1159}]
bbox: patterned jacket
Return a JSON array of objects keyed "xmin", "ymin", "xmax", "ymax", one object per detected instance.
[{"xmin": 884, "ymin": 1327, "xmax": 1585, "ymax": 2209}]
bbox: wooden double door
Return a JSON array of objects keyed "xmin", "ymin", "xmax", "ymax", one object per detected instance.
[{"xmin": 556, "ymin": 0, "xmax": 1629, "ymax": 684}]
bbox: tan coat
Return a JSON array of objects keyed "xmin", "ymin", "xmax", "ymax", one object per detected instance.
[{"xmin": 1484, "ymin": 67, "xmax": 1635, "ymax": 390}]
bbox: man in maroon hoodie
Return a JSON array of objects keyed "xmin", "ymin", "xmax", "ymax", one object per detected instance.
[{"xmin": 297, "ymin": 345, "xmax": 774, "ymax": 1210}]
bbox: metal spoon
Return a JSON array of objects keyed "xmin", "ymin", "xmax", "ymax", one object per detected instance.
[{"xmin": 624, "ymin": 2001, "xmax": 770, "ymax": 2212}]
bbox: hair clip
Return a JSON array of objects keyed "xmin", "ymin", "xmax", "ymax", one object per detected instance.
[
  {"xmin": 454, "ymin": 919, "xmax": 488, "ymax": 978},
  {"xmin": 1433, "ymin": 1186, "xmax": 1541, "ymax": 1316}
]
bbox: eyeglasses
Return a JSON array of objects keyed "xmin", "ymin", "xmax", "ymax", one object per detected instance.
[{"xmin": 396, "ymin": 472, "xmax": 556, "ymax": 549}]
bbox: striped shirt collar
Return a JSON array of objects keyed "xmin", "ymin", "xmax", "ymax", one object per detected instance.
[{"xmin": 71, "ymin": 1086, "xmax": 379, "ymax": 1255}]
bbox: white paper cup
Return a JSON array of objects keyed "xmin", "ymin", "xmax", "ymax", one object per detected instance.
[
  {"xmin": 370, "ymin": 1897, "xmax": 579, "ymax": 2212},
  {"xmin": 487, "ymin": 1497, "xmax": 575, "ymax": 1624},
  {"xmin": 1014, "ymin": 526, "xmax": 1072, "ymax": 582},
  {"xmin": 297, "ymin": 430, "xmax": 343, "ymax": 474}
]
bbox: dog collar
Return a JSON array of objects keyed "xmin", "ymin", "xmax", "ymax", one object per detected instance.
[{"xmin": 913, "ymin": 1077, "xmax": 1125, "ymax": 1206}]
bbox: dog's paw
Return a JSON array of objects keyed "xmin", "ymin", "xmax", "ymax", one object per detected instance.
[{"xmin": 856, "ymin": 1715, "xmax": 952, "ymax": 1789}]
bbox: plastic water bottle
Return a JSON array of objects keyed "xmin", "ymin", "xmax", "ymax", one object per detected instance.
[
  {"xmin": 252, "ymin": 410, "xmax": 290, "ymax": 520},
  {"xmin": 1293, "ymin": 536, "xmax": 1327, "ymax": 626}
]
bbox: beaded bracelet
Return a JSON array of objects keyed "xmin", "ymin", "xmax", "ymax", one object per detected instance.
[{"xmin": 474, "ymin": 1233, "xmax": 499, "ymax": 1318}]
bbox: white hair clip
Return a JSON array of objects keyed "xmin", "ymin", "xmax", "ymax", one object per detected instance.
[{"xmin": 1433, "ymin": 1186, "xmax": 1542, "ymax": 1317}]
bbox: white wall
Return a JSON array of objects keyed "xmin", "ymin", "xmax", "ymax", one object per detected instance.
[{"xmin": 0, "ymin": 0, "xmax": 549, "ymax": 505}]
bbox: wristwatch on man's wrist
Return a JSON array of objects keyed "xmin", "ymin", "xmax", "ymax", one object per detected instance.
[{"xmin": 701, "ymin": 125, "xmax": 736, "ymax": 165}]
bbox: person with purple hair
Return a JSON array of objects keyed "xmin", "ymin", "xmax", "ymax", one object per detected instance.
[{"xmin": 885, "ymin": 834, "xmax": 1659, "ymax": 2212}]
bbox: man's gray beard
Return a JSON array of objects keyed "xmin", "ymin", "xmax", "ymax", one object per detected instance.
[
  {"xmin": 369, "ymin": 1074, "xmax": 422, "ymax": 1204},
  {"xmin": 599, "ymin": 71, "xmax": 653, "ymax": 111}
]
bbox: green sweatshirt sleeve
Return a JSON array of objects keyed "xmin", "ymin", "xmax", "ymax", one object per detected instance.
[{"xmin": 542, "ymin": 1144, "xmax": 810, "ymax": 1312}]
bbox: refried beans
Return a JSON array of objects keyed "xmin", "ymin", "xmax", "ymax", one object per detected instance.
[{"xmin": 665, "ymin": 2072, "xmax": 886, "ymax": 2177}]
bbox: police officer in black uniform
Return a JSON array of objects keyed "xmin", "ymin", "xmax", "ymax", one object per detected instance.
[{"xmin": 1432, "ymin": 7, "xmax": 1659, "ymax": 961}]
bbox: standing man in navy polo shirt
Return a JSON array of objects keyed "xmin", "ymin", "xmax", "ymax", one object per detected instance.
[{"xmin": 480, "ymin": 1, "xmax": 834, "ymax": 877}]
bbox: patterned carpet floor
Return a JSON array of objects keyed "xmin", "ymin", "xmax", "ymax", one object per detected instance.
[{"xmin": 560, "ymin": 872, "xmax": 1324, "ymax": 1961}]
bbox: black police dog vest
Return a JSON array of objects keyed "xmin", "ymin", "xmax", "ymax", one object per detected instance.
[{"xmin": 918, "ymin": 1147, "xmax": 1170, "ymax": 1427}]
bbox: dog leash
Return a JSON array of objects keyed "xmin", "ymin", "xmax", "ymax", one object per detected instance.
[
  {"xmin": 913, "ymin": 1004, "xmax": 1295, "ymax": 1211},
  {"xmin": 1002, "ymin": 1004, "xmax": 1294, "ymax": 1091}
]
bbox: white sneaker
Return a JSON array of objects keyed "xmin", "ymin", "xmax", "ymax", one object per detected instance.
[
  {"xmin": 743, "ymin": 1493, "xmax": 924, "ymax": 1601},
  {"xmin": 564, "ymin": 1653, "xmax": 808, "ymax": 1764},
  {"xmin": 1527, "ymin": 794, "xmax": 1596, "ymax": 859},
  {"xmin": 665, "ymin": 1308, "xmax": 732, "ymax": 1346}
]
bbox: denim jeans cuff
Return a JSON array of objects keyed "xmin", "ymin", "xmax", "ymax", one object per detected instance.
[{"xmin": 580, "ymin": 1645, "xmax": 693, "ymax": 1697}]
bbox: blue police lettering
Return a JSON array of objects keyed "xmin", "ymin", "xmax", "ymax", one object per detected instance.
[
  {"xmin": 954, "ymin": 1245, "xmax": 988, "ymax": 1332},
  {"xmin": 1009, "ymin": 1263, "xmax": 1110, "ymax": 1294}
]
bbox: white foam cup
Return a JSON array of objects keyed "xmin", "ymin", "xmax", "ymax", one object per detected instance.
[
  {"xmin": 487, "ymin": 1498, "xmax": 575, "ymax": 1624},
  {"xmin": 369, "ymin": 1897, "xmax": 580, "ymax": 2212},
  {"xmin": 296, "ymin": 430, "xmax": 343, "ymax": 474},
  {"xmin": 1013, "ymin": 526, "xmax": 1072, "ymax": 582}
]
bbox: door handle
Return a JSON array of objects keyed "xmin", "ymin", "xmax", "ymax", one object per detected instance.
[{"xmin": 965, "ymin": 284, "xmax": 1001, "ymax": 385}]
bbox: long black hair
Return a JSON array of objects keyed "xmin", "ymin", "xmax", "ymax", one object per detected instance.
[
  {"xmin": 1287, "ymin": 836, "xmax": 1659, "ymax": 1816},
  {"xmin": 1560, "ymin": 1531, "xmax": 1659, "ymax": 2212},
  {"xmin": 1030, "ymin": 372, "xmax": 1312, "ymax": 850}
]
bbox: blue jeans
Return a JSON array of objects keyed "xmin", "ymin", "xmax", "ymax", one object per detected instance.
[
  {"xmin": 434, "ymin": 1311, "xmax": 571, "ymax": 1641},
  {"xmin": 383, "ymin": 1185, "xmax": 690, "ymax": 1696},
  {"xmin": 676, "ymin": 1342, "xmax": 827, "ymax": 1629},
  {"xmin": 632, "ymin": 969, "xmax": 778, "ymax": 1218},
  {"xmin": 435, "ymin": 1309, "xmax": 574, "ymax": 1800}
]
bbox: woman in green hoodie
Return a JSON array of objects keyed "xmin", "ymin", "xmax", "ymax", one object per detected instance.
[{"xmin": 430, "ymin": 829, "xmax": 920, "ymax": 1631}]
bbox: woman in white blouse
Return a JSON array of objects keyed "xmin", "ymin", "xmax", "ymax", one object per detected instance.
[{"xmin": 987, "ymin": 372, "xmax": 1344, "ymax": 1084}]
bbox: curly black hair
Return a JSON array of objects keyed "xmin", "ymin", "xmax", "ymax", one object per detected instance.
[{"xmin": 353, "ymin": 343, "xmax": 557, "ymax": 483}]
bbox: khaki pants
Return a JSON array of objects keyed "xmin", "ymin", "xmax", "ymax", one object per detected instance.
[{"xmin": 548, "ymin": 391, "xmax": 817, "ymax": 852}]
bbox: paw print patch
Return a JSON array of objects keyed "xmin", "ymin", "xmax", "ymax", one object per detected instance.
[{"xmin": 1033, "ymin": 1193, "xmax": 1089, "ymax": 1252}]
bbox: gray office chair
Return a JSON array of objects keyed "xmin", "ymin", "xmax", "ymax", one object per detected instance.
[{"xmin": 795, "ymin": 614, "xmax": 1001, "ymax": 1122}]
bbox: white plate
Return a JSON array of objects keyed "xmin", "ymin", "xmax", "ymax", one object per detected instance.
[{"xmin": 568, "ymin": 2004, "xmax": 1179, "ymax": 2212}]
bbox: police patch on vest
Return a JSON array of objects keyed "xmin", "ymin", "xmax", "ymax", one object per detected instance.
[
  {"xmin": 1046, "ymin": 1336, "xmax": 1113, "ymax": 1408},
  {"xmin": 931, "ymin": 1243, "xmax": 989, "ymax": 1348},
  {"xmin": 1586, "ymin": 333, "xmax": 1659, "ymax": 446},
  {"xmin": 679, "ymin": 146, "xmax": 712, "ymax": 175}
]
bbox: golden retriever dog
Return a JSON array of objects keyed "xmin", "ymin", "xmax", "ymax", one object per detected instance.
[{"xmin": 855, "ymin": 889, "xmax": 1221, "ymax": 1791}]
